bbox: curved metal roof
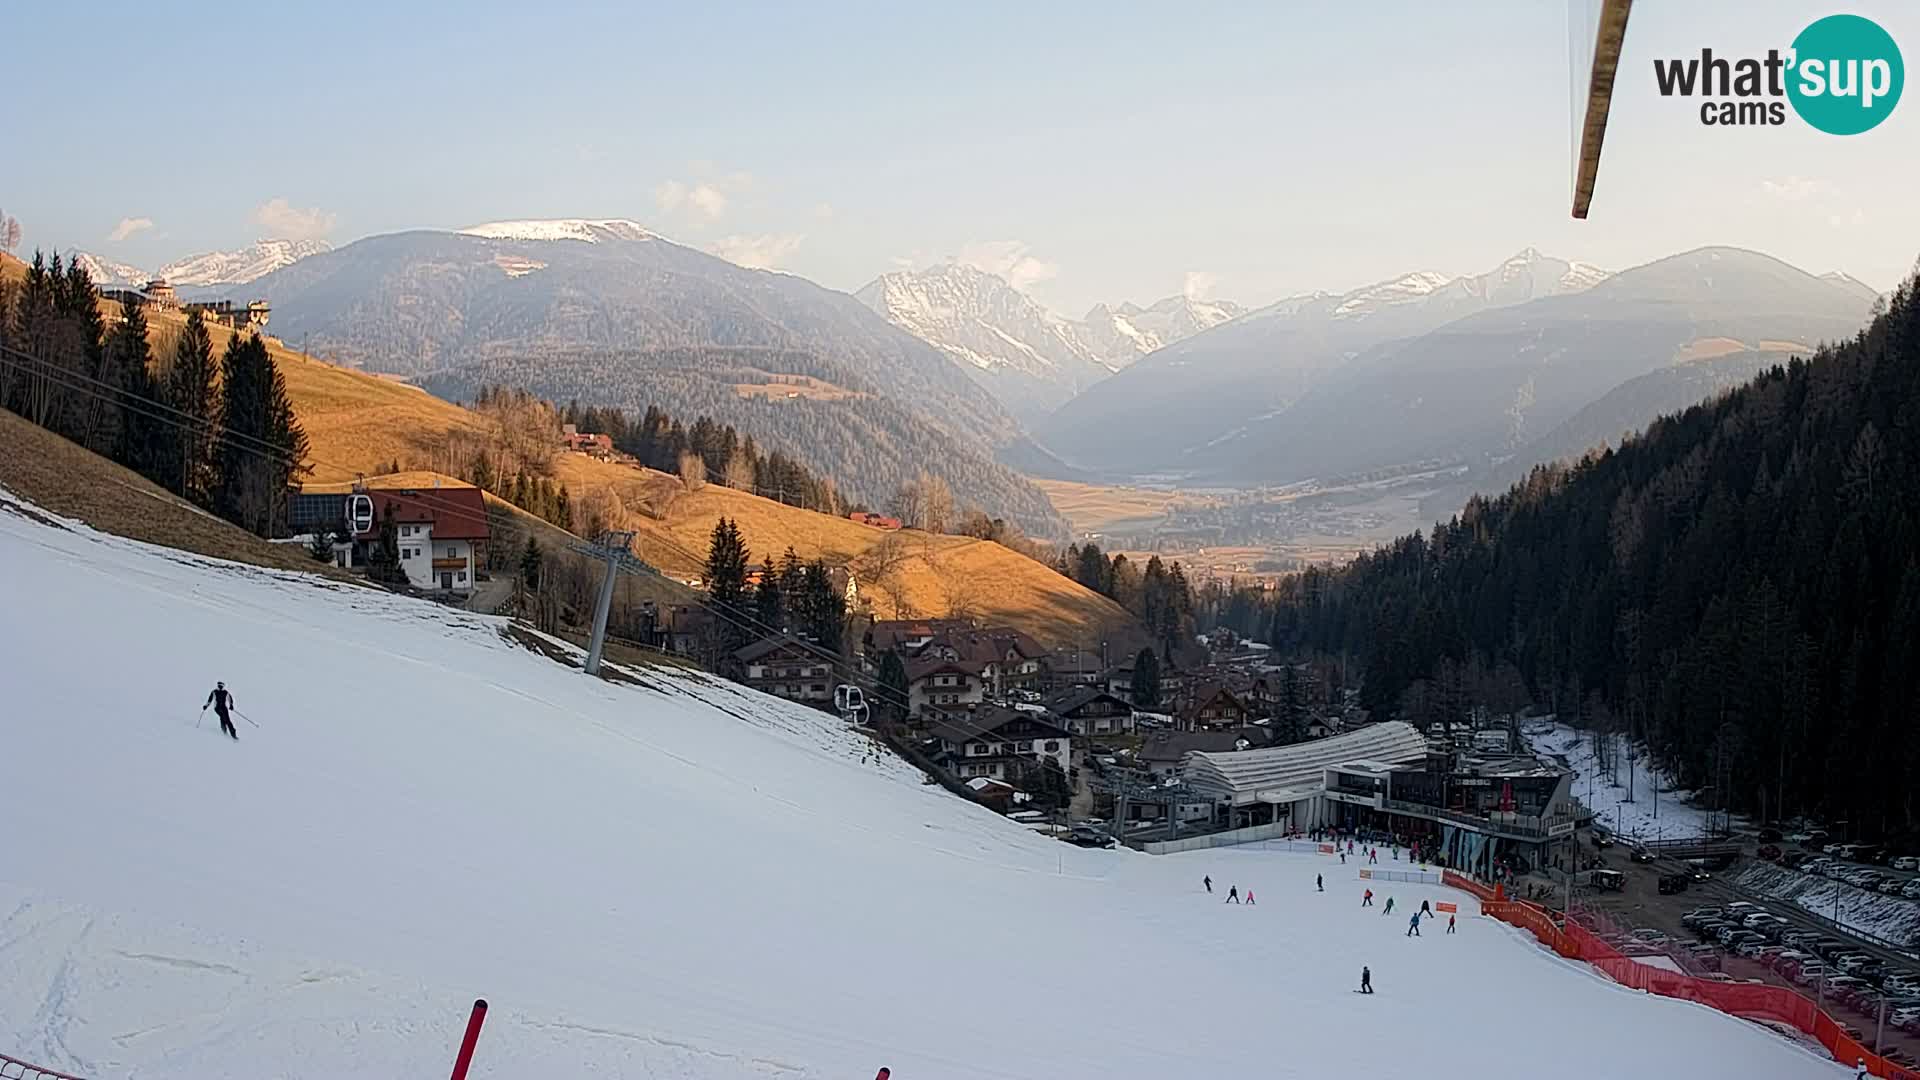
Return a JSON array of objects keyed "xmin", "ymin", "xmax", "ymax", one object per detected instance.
[{"xmin": 1183, "ymin": 721, "xmax": 1430, "ymax": 804}]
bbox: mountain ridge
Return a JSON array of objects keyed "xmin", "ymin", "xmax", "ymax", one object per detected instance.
[
  {"xmin": 855, "ymin": 262, "xmax": 1241, "ymax": 424},
  {"xmin": 76, "ymin": 238, "xmax": 332, "ymax": 288}
]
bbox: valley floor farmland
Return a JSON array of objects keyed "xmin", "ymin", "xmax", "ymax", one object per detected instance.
[{"xmin": 0, "ymin": 489, "xmax": 1848, "ymax": 1079}]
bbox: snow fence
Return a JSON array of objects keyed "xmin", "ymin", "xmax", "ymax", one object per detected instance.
[
  {"xmin": 1446, "ymin": 870, "xmax": 1916, "ymax": 1078},
  {"xmin": 0, "ymin": 1052, "xmax": 88, "ymax": 1080}
]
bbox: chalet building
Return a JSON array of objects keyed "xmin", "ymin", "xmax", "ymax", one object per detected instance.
[
  {"xmin": 1043, "ymin": 687, "xmax": 1136, "ymax": 737},
  {"xmin": 360, "ymin": 488, "xmax": 489, "ymax": 593},
  {"xmin": 876, "ymin": 620, "xmax": 1049, "ymax": 715},
  {"xmin": 290, "ymin": 484, "xmax": 489, "ymax": 594},
  {"xmin": 927, "ymin": 705, "xmax": 1073, "ymax": 782},
  {"xmin": 182, "ymin": 298, "xmax": 271, "ymax": 331},
  {"xmin": 1178, "ymin": 683, "xmax": 1251, "ymax": 732},
  {"xmin": 847, "ymin": 511, "xmax": 902, "ymax": 530},
  {"xmin": 736, "ymin": 636, "xmax": 834, "ymax": 707},
  {"xmin": 908, "ymin": 657, "xmax": 986, "ymax": 716},
  {"xmin": 561, "ymin": 424, "xmax": 614, "ymax": 457}
]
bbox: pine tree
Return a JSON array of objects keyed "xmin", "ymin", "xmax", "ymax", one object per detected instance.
[
  {"xmin": 520, "ymin": 537, "xmax": 544, "ymax": 591},
  {"xmin": 1277, "ymin": 665, "xmax": 1307, "ymax": 745},
  {"xmin": 212, "ymin": 334, "xmax": 306, "ymax": 535},
  {"xmin": 105, "ymin": 295, "xmax": 158, "ymax": 478},
  {"xmin": 1129, "ymin": 647, "xmax": 1161, "ymax": 708},
  {"xmin": 801, "ymin": 560, "xmax": 846, "ymax": 654},
  {"xmin": 704, "ymin": 518, "xmax": 751, "ymax": 669},
  {"xmin": 165, "ymin": 309, "xmax": 218, "ymax": 504},
  {"xmin": 877, "ymin": 648, "xmax": 910, "ymax": 726},
  {"xmin": 754, "ymin": 555, "xmax": 783, "ymax": 630}
]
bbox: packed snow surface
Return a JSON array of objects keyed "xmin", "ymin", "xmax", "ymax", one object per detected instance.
[{"xmin": 0, "ymin": 493, "xmax": 1846, "ymax": 1079}]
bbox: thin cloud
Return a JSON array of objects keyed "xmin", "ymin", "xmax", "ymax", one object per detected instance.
[
  {"xmin": 711, "ymin": 233, "xmax": 804, "ymax": 270},
  {"xmin": 251, "ymin": 198, "xmax": 337, "ymax": 241},
  {"xmin": 687, "ymin": 184, "xmax": 728, "ymax": 219},
  {"xmin": 655, "ymin": 180, "xmax": 688, "ymax": 213},
  {"xmin": 956, "ymin": 240, "xmax": 1059, "ymax": 293},
  {"xmin": 1758, "ymin": 176, "xmax": 1830, "ymax": 202},
  {"xmin": 1183, "ymin": 270, "xmax": 1219, "ymax": 301},
  {"xmin": 108, "ymin": 217, "xmax": 154, "ymax": 243}
]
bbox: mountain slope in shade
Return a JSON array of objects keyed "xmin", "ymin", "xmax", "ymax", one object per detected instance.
[
  {"xmin": 856, "ymin": 263, "xmax": 1242, "ymax": 424},
  {"xmin": 1193, "ymin": 247, "xmax": 1872, "ymax": 486},
  {"xmin": 1043, "ymin": 249, "xmax": 1609, "ymax": 474},
  {"xmin": 76, "ymin": 239, "xmax": 332, "ymax": 288}
]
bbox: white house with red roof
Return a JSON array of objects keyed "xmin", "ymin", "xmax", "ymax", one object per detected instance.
[{"xmin": 356, "ymin": 487, "xmax": 490, "ymax": 593}]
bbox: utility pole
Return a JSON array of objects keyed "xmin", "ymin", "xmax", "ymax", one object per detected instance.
[{"xmin": 569, "ymin": 530, "xmax": 644, "ymax": 678}]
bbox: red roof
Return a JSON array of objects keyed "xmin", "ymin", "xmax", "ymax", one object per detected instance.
[{"xmin": 358, "ymin": 488, "xmax": 490, "ymax": 542}]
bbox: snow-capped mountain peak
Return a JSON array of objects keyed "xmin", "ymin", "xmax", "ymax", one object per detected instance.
[
  {"xmin": 855, "ymin": 264, "xmax": 1241, "ymax": 424},
  {"xmin": 73, "ymin": 238, "xmax": 333, "ymax": 289},
  {"xmin": 458, "ymin": 218, "xmax": 659, "ymax": 243}
]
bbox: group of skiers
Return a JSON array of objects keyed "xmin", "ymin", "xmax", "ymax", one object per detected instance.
[{"xmin": 1206, "ymin": 866, "xmax": 1463, "ymax": 996}]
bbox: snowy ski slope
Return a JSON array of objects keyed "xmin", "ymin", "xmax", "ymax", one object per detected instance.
[{"xmin": 0, "ymin": 490, "xmax": 1846, "ymax": 1079}]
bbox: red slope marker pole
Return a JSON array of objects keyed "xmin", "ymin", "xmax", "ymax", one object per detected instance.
[{"xmin": 450, "ymin": 998, "xmax": 488, "ymax": 1080}]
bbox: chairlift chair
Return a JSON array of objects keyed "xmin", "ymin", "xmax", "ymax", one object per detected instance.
[{"xmin": 835, "ymin": 684, "xmax": 870, "ymax": 725}]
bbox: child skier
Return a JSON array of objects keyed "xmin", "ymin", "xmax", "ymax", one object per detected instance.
[
  {"xmin": 1245, "ymin": 888, "xmax": 1257, "ymax": 905},
  {"xmin": 1362, "ymin": 888, "xmax": 1373, "ymax": 907},
  {"xmin": 1447, "ymin": 914, "xmax": 1457, "ymax": 934},
  {"xmin": 1407, "ymin": 912, "xmax": 1422, "ymax": 937}
]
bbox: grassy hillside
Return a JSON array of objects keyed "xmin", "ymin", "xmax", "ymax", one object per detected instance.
[
  {"xmin": 0, "ymin": 408, "xmax": 356, "ymax": 579},
  {"xmin": 0, "ymin": 249, "xmax": 1141, "ymax": 649},
  {"xmin": 544, "ymin": 454, "xmax": 1142, "ymax": 649}
]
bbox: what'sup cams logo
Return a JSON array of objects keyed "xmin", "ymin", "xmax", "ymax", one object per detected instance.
[{"xmin": 1654, "ymin": 13, "xmax": 1903, "ymax": 133}]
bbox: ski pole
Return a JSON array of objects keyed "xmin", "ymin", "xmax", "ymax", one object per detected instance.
[{"xmin": 236, "ymin": 709, "xmax": 260, "ymax": 728}]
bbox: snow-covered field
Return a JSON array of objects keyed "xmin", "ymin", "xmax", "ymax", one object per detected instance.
[
  {"xmin": 1524, "ymin": 721, "xmax": 1717, "ymax": 841},
  {"xmin": 0, "ymin": 491, "xmax": 1849, "ymax": 1079},
  {"xmin": 1736, "ymin": 863, "xmax": 1920, "ymax": 950}
]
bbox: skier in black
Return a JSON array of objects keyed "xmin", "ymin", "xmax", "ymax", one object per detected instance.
[
  {"xmin": 1225, "ymin": 885, "xmax": 1240, "ymax": 904},
  {"xmin": 1316, "ymin": 874, "xmax": 1324, "ymax": 892},
  {"xmin": 1420, "ymin": 899, "xmax": 1433, "ymax": 918},
  {"xmin": 1204, "ymin": 875, "xmax": 1213, "ymax": 894},
  {"xmin": 1359, "ymin": 966, "xmax": 1373, "ymax": 994},
  {"xmin": 204, "ymin": 681, "xmax": 238, "ymax": 740}
]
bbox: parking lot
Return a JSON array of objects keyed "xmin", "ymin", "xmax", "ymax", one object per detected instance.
[{"xmin": 1570, "ymin": 841, "xmax": 1920, "ymax": 1069}]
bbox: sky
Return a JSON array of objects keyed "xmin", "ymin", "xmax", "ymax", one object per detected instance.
[{"xmin": 4, "ymin": 0, "xmax": 1915, "ymax": 315}]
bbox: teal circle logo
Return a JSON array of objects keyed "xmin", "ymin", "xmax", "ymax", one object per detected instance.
[{"xmin": 1787, "ymin": 14, "xmax": 1903, "ymax": 135}]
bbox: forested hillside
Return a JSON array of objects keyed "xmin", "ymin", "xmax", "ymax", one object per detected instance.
[
  {"xmin": 424, "ymin": 346, "xmax": 1067, "ymax": 538},
  {"xmin": 1268, "ymin": 272, "xmax": 1920, "ymax": 839}
]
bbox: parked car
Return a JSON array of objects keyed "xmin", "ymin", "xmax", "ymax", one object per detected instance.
[
  {"xmin": 1734, "ymin": 938, "xmax": 1771, "ymax": 959},
  {"xmin": 1794, "ymin": 962, "xmax": 1829, "ymax": 986},
  {"xmin": 1758, "ymin": 844, "xmax": 1783, "ymax": 861},
  {"xmin": 1682, "ymin": 907, "xmax": 1724, "ymax": 928},
  {"xmin": 1758, "ymin": 827, "xmax": 1784, "ymax": 843},
  {"xmin": 1879, "ymin": 879, "xmax": 1907, "ymax": 894},
  {"xmin": 1782, "ymin": 851, "xmax": 1812, "ymax": 869},
  {"xmin": 1836, "ymin": 954, "xmax": 1877, "ymax": 974},
  {"xmin": 1725, "ymin": 901, "xmax": 1762, "ymax": 915},
  {"xmin": 1629, "ymin": 928, "xmax": 1671, "ymax": 946},
  {"xmin": 1892, "ymin": 856, "xmax": 1920, "ymax": 871}
]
